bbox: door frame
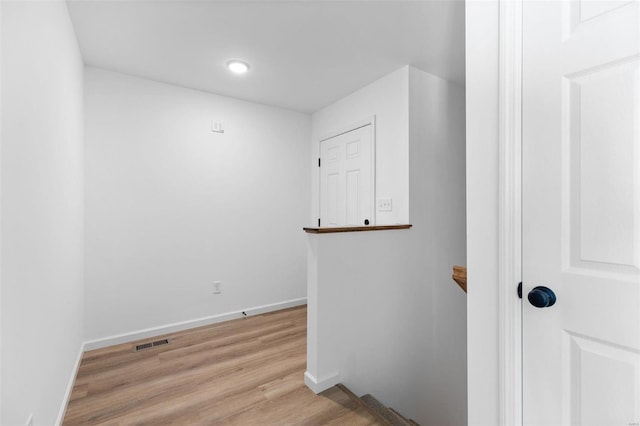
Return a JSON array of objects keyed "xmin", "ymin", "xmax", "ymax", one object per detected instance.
[
  {"xmin": 498, "ymin": 0, "xmax": 523, "ymax": 424},
  {"xmin": 317, "ymin": 116, "xmax": 376, "ymax": 227}
]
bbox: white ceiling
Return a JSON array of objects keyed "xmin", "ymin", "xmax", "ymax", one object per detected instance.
[{"xmin": 67, "ymin": 1, "xmax": 465, "ymax": 113}]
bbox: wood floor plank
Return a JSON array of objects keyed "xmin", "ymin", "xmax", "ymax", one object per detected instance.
[
  {"xmin": 63, "ymin": 306, "xmax": 382, "ymax": 425},
  {"xmin": 66, "ymin": 341, "xmax": 306, "ymax": 424}
]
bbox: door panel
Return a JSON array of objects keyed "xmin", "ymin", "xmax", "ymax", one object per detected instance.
[
  {"xmin": 563, "ymin": 332, "xmax": 639, "ymax": 426},
  {"xmin": 570, "ymin": 58, "xmax": 638, "ymax": 270},
  {"xmin": 346, "ymin": 169, "xmax": 360, "ymax": 225},
  {"xmin": 523, "ymin": 1, "xmax": 640, "ymax": 425}
]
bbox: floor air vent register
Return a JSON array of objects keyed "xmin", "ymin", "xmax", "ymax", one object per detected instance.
[{"xmin": 134, "ymin": 338, "xmax": 169, "ymax": 352}]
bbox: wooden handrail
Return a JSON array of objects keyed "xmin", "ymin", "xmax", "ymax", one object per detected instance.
[{"xmin": 452, "ymin": 265, "xmax": 467, "ymax": 293}]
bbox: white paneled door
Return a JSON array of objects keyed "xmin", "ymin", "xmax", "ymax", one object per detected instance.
[
  {"xmin": 522, "ymin": 1, "xmax": 640, "ymax": 425},
  {"xmin": 319, "ymin": 124, "xmax": 374, "ymax": 227}
]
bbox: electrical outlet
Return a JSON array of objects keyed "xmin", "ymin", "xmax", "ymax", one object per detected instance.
[
  {"xmin": 213, "ymin": 281, "xmax": 222, "ymax": 294},
  {"xmin": 377, "ymin": 198, "xmax": 392, "ymax": 212},
  {"xmin": 25, "ymin": 414, "xmax": 33, "ymax": 426}
]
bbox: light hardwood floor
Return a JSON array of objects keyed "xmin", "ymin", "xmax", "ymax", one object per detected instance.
[{"xmin": 63, "ymin": 306, "xmax": 382, "ymax": 425}]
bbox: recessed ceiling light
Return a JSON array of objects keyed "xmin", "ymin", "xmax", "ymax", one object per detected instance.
[{"xmin": 226, "ymin": 60, "xmax": 250, "ymax": 74}]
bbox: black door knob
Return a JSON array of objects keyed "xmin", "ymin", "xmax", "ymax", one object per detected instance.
[{"xmin": 528, "ymin": 286, "xmax": 556, "ymax": 308}]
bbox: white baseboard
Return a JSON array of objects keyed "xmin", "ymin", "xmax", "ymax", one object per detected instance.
[
  {"xmin": 83, "ymin": 297, "xmax": 307, "ymax": 351},
  {"xmin": 56, "ymin": 342, "xmax": 85, "ymax": 426},
  {"xmin": 304, "ymin": 371, "xmax": 340, "ymax": 394}
]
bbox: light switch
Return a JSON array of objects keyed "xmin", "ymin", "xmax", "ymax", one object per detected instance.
[
  {"xmin": 377, "ymin": 198, "xmax": 392, "ymax": 212},
  {"xmin": 211, "ymin": 120, "xmax": 225, "ymax": 133}
]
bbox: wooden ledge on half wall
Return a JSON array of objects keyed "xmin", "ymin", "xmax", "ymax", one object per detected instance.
[
  {"xmin": 452, "ymin": 265, "xmax": 467, "ymax": 293},
  {"xmin": 302, "ymin": 224, "xmax": 412, "ymax": 234}
]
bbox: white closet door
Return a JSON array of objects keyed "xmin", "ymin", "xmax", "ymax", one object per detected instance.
[
  {"xmin": 319, "ymin": 124, "xmax": 373, "ymax": 227},
  {"xmin": 522, "ymin": 1, "xmax": 640, "ymax": 425}
]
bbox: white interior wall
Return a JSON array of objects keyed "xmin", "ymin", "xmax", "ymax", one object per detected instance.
[
  {"xmin": 1, "ymin": 2, "xmax": 85, "ymax": 425},
  {"xmin": 465, "ymin": 2, "xmax": 501, "ymax": 425},
  {"xmin": 311, "ymin": 66, "xmax": 409, "ymax": 225},
  {"xmin": 1, "ymin": 3, "xmax": 3, "ymax": 421},
  {"xmin": 307, "ymin": 67, "xmax": 466, "ymax": 426},
  {"xmin": 84, "ymin": 68, "xmax": 310, "ymax": 343},
  {"xmin": 407, "ymin": 67, "xmax": 467, "ymax": 425}
]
